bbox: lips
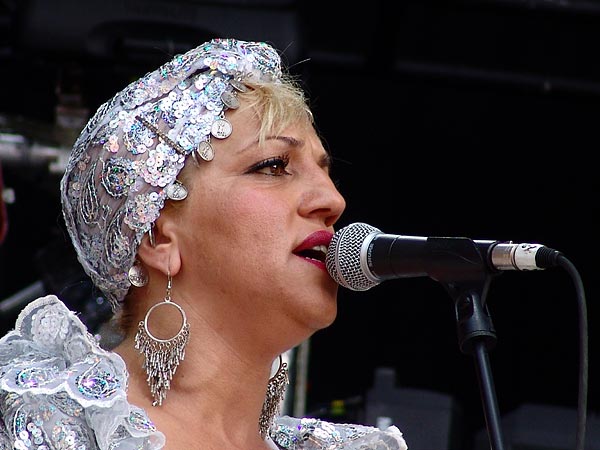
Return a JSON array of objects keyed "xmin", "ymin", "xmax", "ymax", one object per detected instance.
[{"xmin": 293, "ymin": 230, "xmax": 334, "ymax": 267}]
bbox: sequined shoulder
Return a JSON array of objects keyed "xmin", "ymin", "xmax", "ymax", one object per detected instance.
[
  {"xmin": 0, "ymin": 295, "xmax": 165, "ymax": 450},
  {"xmin": 271, "ymin": 416, "xmax": 408, "ymax": 450}
]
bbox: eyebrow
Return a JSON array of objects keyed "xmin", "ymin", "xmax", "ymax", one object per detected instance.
[{"xmin": 236, "ymin": 135, "xmax": 301, "ymax": 154}]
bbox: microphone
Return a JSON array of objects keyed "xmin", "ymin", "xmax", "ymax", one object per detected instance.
[{"xmin": 326, "ymin": 222, "xmax": 562, "ymax": 291}]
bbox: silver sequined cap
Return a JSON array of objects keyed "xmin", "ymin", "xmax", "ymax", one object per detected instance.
[{"xmin": 60, "ymin": 38, "xmax": 283, "ymax": 310}]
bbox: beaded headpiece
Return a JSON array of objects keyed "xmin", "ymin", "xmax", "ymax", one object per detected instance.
[{"xmin": 60, "ymin": 38, "xmax": 283, "ymax": 310}]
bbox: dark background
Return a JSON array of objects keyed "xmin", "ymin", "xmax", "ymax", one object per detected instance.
[{"xmin": 0, "ymin": 1, "xmax": 597, "ymax": 449}]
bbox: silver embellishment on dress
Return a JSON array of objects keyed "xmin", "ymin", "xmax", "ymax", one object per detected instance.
[
  {"xmin": 1, "ymin": 296, "xmax": 166, "ymax": 449},
  {"xmin": 75, "ymin": 361, "xmax": 121, "ymax": 400},
  {"xmin": 128, "ymin": 409, "xmax": 158, "ymax": 432},
  {"xmin": 15, "ymin": 367, "xmax": 60, "ymax": 388},
  {"xmin": 51, "ymin": 391, "xmax": 84, "ymax": 417},
  {"xmin": 30, "ymin": 303, "xmax": 70, "ymax": 348},
  {"xmin": 270, "ymin": 416, "xmax": 409, "ymax": 450}
]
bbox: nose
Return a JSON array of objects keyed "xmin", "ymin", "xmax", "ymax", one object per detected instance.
[{"xmin": 299, "ymin": 166, "xmax": 346, "ymax": 227}]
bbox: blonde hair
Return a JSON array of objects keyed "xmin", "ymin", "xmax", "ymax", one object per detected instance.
[{"xmin": 241, "ymin": 74, "xmax": 314, "ymax": 144}]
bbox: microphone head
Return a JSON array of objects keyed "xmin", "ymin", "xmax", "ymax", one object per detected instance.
[{"xmin": 326, "ymin": 222, "xmax": 381, "ymax": 291}]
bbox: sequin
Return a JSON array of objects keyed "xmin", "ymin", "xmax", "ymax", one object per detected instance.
[
  {"xmin": 76, "ymin": 364, "xmax": 120, "ymax": 400},
  {"xmin": 269, "ymin": 416, "xmax": 409, "ymax": 450},
  {"xmin": 80, "ymin": 232, "xmax": 103, "ymax": 271},
  {"xmin": 31, "ymin": 304, "xmax": 70, "ymax": 348},
  {"xmin": 101, "ymin": 157, "xmax": 136, "ymax": 198},
  {"xmin": 128, "ymin": 410, "xmax": 157, "ymax": 432},
  {"xmin": 51, "ymin": 417, "xmax": 94, "ymax": 450},
  {"xmin": 79, "ymin": 161, "xmax": 100, "ymax": 226},
  {"xmin": 140, "ymin": 144, "xmax": 184, "ymax": 187},
  {"xmin": 105, "ymin": 210, "xmax": 131, "ymax": 269},
  {"xmin": 1, "ymin": 296, "xmax": 167, "ymax": 449},
  {"xmin": 50, "ymin": 392, "xmax": 83, "ymax": 417},
  {"xmin": 15, "ymin": 367, "xmax": 60, "ymax": 388},
  {"xmin": 124, "ymin": 191, "xmax": 165, "ymax": 232}
]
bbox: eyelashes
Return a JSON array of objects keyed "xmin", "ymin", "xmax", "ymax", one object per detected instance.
[
  {"xmin": 246, "ymin": 154, "xmax": 291, "ymax": 176},
  {"xmin": 244, "ymin": 152, "xmax": 338, "ymax": 185}
]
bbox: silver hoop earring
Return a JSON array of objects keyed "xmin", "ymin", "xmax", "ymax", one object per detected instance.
[
  {"xmin": 259, "ymin": 354, "xmax": 289, "ymax": 437},
  {"xmin": 128, "ymin": 259, "xmax": 148, "ymax": 287},
  {"xmin": 148, "ymin": 224, "xmax": 156, "ymax": 248},
  {"xmin": 134, "ymin": 271, "xmax": 190, "ymax": 406}
]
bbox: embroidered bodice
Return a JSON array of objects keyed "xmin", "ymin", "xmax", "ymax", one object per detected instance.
[{"xmin": 0, "ymin": 296, "xmax": 407, "ymax": 449}]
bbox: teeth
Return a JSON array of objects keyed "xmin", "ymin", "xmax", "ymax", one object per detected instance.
[{"xmin": 312, "ymin": 245, "xmax": 327, "ymax": 254}]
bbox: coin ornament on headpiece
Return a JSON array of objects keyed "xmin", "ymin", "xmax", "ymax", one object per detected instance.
[{"xmin": 60, "ymin": 38, "xmax": 283, "ymax": 310}]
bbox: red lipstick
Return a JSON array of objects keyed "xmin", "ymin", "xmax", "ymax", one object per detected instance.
[{"xmin": 293, "ymin": 230, "xmax": 334, "ymax": 271}]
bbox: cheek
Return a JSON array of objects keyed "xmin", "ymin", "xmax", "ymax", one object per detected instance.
[
  {"xmin": 218, "ymin": 189, "xmax": 289, "ymax": 240},
  {"xmin": 185, "ymin": 186, "xmax": 291, "ymax": 276},
  {"xmin": 189, "ymin": 188, "xmax": 292, "ymax": 296}
]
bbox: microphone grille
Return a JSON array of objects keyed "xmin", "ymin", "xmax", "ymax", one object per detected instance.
[{"xmin": 326, "ymin": 222, "xmax": 381, "ymax": 291}]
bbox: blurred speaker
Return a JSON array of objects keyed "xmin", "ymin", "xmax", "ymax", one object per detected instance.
[
  {"xmin": 364, "ymin": 367, "xmax": 464, "ymax": 450},
  {"xmin": 473, "ymin": 403, "xmax": 600, "ymax": 450}
]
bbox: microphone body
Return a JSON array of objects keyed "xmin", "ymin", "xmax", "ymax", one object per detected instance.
[{"xmin": 326, "ymin": 222, "xmax": 560, "ymax": 291}]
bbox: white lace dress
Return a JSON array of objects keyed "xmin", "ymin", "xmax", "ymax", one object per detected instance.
[{"xmin": 0, "ymin": 296, "xmax": 408, "ymax": 450}]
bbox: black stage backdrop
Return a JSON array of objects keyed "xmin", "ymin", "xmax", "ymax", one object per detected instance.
[{"xmin": 0, "ymin": 2, "xmax": 597, "ymax": 449}]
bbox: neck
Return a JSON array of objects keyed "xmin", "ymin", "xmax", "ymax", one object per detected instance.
[{"xmin": 113, "ymin": 321, "xmax": 284, "ymax": 449}]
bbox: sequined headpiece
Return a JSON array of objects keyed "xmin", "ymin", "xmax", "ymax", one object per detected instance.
[{"xmin": 60, "ymin": 38, "xmax": 283, "ymax": 309}]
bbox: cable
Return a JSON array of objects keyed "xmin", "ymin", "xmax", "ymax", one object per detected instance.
[{"xmin": 557, "ymin": 255, "xmax": 588, "ymax": 450}]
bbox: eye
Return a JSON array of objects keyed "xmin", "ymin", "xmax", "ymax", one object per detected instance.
[{"xmin": 247, "ymin": 155, "xmax": 291, "ymax": 176}]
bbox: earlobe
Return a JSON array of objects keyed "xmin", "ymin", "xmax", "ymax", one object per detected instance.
[{"xmin": 136, "ymin": 220, "xmax": 182, "ymax": 276}]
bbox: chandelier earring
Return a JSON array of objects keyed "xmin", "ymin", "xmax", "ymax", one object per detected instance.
[
  {"xmin": 134, "ymin": 270, "xmax": 190, "ymax": 406},
  {"xmin": 259, "ymin": 354, "xmax": 289, "ymax": 437}
]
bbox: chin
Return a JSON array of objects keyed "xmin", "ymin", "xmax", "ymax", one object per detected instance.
[
  {"xmin": 310, "ymin": 297, "xmax": 338, "ymax": 330},
  {"xmin": 320, "ymin": 313, "xmax": 337, "ymax": 330},
  {"xmin": 291, "ymin": 284, "xmax": 338, "ymax": 331}
]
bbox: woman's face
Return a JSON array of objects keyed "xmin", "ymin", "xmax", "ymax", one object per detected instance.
[{"xmin": 169, "ymin": 103, "xmax": 347, "ymax": 347}]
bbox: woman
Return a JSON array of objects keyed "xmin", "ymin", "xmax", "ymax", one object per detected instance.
[{"xmin": 0, "ymin": 38, "xmax": 408, "ymax": 449}]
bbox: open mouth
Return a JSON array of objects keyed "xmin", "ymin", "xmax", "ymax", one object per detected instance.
[{"xmin": 296, "ymin": 245, "xmax": 327, "ymax": 263}]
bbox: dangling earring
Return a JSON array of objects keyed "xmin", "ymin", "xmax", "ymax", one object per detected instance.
[
  {"xmin": 128, "ymin": 259, "xmax": 148, "ymax": 287},
  {"xmin": 259, "ymin": 354, "xmax": 289, "ymax": 437},
  {"xmin": 134, "ymin": 270, "xmax": 190, "ymax": 406}
]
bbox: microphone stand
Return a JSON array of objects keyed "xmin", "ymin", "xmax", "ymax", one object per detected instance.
[
  {"xmin": 443, "ymin": 279, "xmax": 504, "ymax": 450},
  {"xmin": 426, "ymin": 237, "xmax": 505, "ymax": 450}
]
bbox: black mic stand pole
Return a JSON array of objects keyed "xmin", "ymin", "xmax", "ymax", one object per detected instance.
[
  {"xmin": 443, "ymin": 279, "xmax": 505, "ymax": 450},
  {"xmin": 425, "ymin": 237, "xmax": 505, "ymax": 450}
]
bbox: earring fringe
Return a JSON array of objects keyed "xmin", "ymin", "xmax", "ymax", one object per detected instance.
[{"xmin": 259, "ymin": 355, "xmax": 289, "ymax": 437}]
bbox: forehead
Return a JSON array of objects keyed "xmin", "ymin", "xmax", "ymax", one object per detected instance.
[{"xmin": 216, "ymin": 100, "xmax": 317, "ymax": 154}]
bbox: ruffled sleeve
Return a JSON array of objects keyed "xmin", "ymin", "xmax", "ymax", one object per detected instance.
[
  {"xmin": 0, "ymin": 295, "xmax": 165, "ymax": 450},
  {"xmin": 271, "ymin": 415, "xmax": 408, "ymax": 449}
]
